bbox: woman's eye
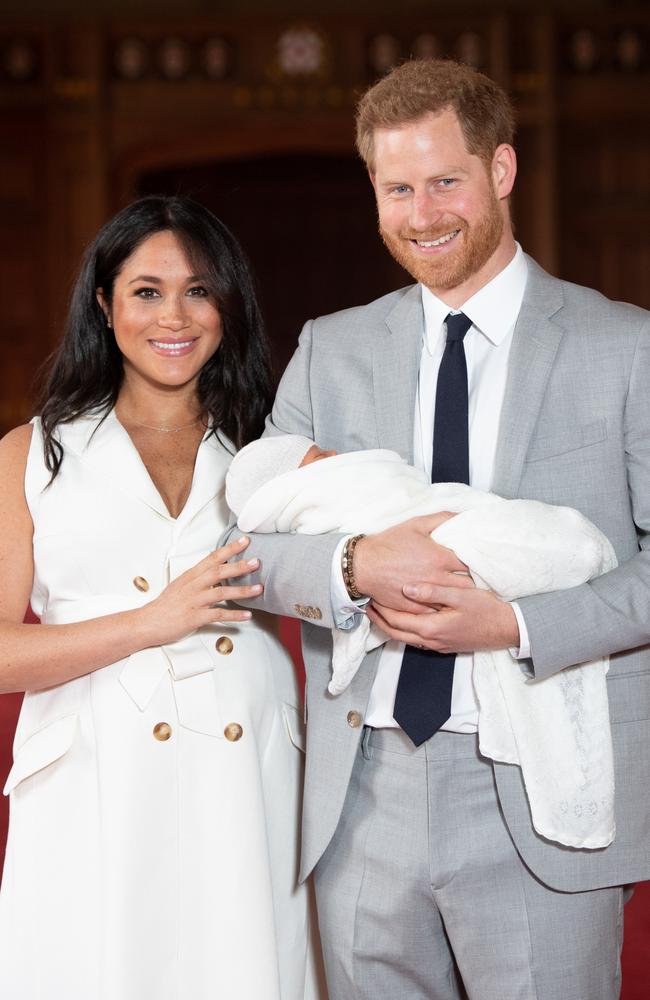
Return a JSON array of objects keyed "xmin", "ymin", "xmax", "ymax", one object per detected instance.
[
  {"xmin": 134, "ymin": 287, "xmax": 159, "ymax": 299},
  {"xmin": 187, "ymin": 285, "xmax": 209, "ymax": 297}
]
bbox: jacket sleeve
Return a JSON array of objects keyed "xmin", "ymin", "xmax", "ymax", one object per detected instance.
[
  {"xmin": 517, "ymin": 322, "xmax": 650, "ymax": 679},
  {"xmin": 224, "ymin": 319, "xmax": 344, "ymax": 629}
]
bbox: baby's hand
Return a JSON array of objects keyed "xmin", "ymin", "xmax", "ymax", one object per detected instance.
[{"xmin": 299, "ymin": 445, "xmax": 337, "ymax": 467}]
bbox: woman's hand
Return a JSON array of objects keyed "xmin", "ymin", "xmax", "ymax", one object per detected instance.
[{"xmin": 137, "ymin": 536, "xmax": 262, "ymax": 646}]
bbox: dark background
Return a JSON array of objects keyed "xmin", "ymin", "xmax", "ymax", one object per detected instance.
[{"xmin": 1, "ymin": 2, "xmax": 649, "ymax": 994}]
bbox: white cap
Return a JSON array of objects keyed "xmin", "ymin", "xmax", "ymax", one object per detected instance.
[{"xmin": 226, "ymin": 435, "xmax": 316, "ymax": 515}]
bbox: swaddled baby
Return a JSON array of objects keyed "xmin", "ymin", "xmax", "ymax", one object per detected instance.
[{"xmin": 226, "ymin": 435, "xmax": 617, "ymax": 851}]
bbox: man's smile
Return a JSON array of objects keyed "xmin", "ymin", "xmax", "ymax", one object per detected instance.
[{"xmin": 412, "ymin": 228, "xmax": 461, "ymax": 249}]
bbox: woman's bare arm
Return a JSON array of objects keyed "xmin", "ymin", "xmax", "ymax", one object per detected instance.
[{"xmin": 0, "ymin": 425, "xmax": 259, "ymax": 694}]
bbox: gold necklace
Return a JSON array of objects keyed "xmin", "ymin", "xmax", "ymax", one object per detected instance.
[{"xmin": 122, "ymin": 413, "xmax": 203, "ymax": 434}]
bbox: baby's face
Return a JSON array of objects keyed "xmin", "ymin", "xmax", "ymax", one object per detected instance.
[{"xmin": 299, "ymin": 444, "xmax": 338, "ymax": 467}]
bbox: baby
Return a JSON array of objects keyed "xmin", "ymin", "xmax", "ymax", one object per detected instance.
[{"xmin": 226, "ymin": 435, "xmax": 617, "ymax": 851}]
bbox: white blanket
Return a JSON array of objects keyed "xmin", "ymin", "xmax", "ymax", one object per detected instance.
[{"xmin": 228, "ymin": 447, "xmax": 617, "ymax": 849}]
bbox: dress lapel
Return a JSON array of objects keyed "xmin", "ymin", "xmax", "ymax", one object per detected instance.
[
  {"xmin": 60, "ymin": 411, "xmax": 170, "ymax": 517},
  {"xmin": 175, "ymin": 431, "xmax": 231, "ymax": 527},
  {"xmin": 373, "ymin": 284, "xmax": 423, "ymax": 462},
  {"xmin": 60, "ymin": 410, "xmax": 229, "ymax": 522},
  {"xmin": 491, "ymin": 256, "xmax": 566, "ymax": 497}
]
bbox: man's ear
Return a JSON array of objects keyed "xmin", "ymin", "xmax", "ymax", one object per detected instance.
[
  {"xmin": 491, "ymin": 144, "xmax": 517, "ymax": 200},
  {"xmin": 96, "ymin": 289, "xmax": 111, "ymax": 328}
]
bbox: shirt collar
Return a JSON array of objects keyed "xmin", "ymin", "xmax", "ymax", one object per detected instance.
[{"xmin": 421, "ymin": 243, "xmax": 528, "ymax": 353}]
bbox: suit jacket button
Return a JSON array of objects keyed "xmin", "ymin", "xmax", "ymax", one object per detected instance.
[
  {"xmin": 133, "ymin": 575, "xmax": 149, "ymax": 592},
  {"xmin": 153, "ymin": 722, "xmax": 172, "ymax": 741},
  {"xmin": 224, "ymin": 723, "xmax": 243, "ymax": 742},
  {"xmin": 347, "ymin": 710, "xmax": 362, "ymax": 729},
  {"xmin": 216, "ymin": 636, "xmax": 234, "ymax": 655}
]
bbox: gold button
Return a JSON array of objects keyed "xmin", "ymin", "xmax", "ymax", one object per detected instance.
[
  {"xmin": 224, "ymin": 722, "xmax": 243, "ymax": 742},
  {"xmin": 133, "ymin": 576, "xmax": 149, "ymax": 592},
  {"xmin": 347, "ymin": 710, "xmax": 362, "ymax": 729},
  {"xmin": 153, "ymin": 722, "xmax": 172, "ymax": 741},
  {"xmin": 216, "ymin": 636, "xmax": 234, "ymax": 655}
]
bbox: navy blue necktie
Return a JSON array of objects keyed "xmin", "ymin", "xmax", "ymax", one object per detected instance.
[{"xmin": 393, "ymin": 311, "xmax": 472, "ymax": 746}]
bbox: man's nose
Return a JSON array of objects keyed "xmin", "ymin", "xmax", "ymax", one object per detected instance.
[{"xmin": 409, "ymin": 191, "xmax": 441, "ymax": 232}]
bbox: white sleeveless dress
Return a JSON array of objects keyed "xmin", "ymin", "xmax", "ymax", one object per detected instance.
[{"xmin": 0, "ymin": 412, "xmax": 324, "ymax": 1000}]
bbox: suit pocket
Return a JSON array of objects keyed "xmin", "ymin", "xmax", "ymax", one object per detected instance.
[
  {"xmin": 525, "ymin": 418, "xmax": 608, "ymax": 464},
  {"xmin": 607, "ymin": 671, "xmax": 650, "ymax": 724},
  {"xmin": 3, "ymin": 714, "xmax": 78, "ymax": 795},
  {"xmin": 282, "ymin": 703, "xmax": 306, "ymax": 752}
]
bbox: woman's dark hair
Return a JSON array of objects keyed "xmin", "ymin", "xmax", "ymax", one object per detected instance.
[{"xmin": 38, "ymin": 195, "xmax": 273, "ymax": 477}]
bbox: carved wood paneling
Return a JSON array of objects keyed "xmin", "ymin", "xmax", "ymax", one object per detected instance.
[{"xmin": 0, "ymin": 7, "xmax": 649, "ymax": 434}]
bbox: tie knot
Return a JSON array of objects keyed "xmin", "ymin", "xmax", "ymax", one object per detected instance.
[{"xmin": 445, "ymin": 312, "xmax": 472, "ymax": 343}]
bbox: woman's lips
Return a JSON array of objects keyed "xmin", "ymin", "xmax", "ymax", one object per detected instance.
[{"xmin": 148, "ymin": 338, "xmax": 198, "ymax": 357}]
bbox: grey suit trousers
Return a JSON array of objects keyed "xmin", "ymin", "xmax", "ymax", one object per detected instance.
[{"xmin": 314, "ymin": 728, "xmax": 624, "ymax": 1000}]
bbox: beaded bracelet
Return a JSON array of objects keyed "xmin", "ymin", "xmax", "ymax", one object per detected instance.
[{"xmin": 341, "ymin": 533, "xmax": 366, "ymax": 600}]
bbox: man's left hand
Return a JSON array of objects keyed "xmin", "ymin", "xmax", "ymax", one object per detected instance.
[{"xmin": 366, "ymin": 583, "xmax": 520, "ymax": 652}]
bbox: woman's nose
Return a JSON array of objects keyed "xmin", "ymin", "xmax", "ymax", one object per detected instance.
[{"xmin": 157, "ymin": 296, "xmax": 188, "ymax": 331}]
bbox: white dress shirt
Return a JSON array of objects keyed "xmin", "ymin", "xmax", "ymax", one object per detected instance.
[{"xmin": 333, "ymin": 245, "xmax": 530, "ymax": 732}]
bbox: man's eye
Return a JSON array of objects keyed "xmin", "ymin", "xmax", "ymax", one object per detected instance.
[
  {"xmin": 393, "ymin": 185, "xmax": 410, "ymax": 194},
  {"xmin": 438, "ymin": 178, "xmax": 456, "ymax": 187}
]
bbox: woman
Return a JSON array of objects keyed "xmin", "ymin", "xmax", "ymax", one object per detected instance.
[{"xmin": 0, "ymin": 196, "xmax": 323, "ymax": 999}]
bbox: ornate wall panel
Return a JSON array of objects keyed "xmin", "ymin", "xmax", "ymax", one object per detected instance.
[{"xmin": 0, "ymin": 7, "xmax": 649, "ymax": 433}]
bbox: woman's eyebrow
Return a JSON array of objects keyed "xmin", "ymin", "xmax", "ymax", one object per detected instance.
[
  {"xmin": 127, "ymin": 274, "xmax": 162, "ymax": 285},
  {"xmin": 127, "ymin": 273, "xmax": 209, "ymax": 285}
]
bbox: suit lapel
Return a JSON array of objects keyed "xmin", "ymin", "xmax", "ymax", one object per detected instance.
[
  {"xmin": 492, "ymin": 257, "xmax": 566, "ymax": 497},
  {"xmin": 373, "ymin": 284, "xmax": 423, "ymax": 462}
]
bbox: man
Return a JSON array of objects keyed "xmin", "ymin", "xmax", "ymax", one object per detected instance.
[{"xmin": 241, "ymin": 59, "xmax": 650, "ymax": 999}]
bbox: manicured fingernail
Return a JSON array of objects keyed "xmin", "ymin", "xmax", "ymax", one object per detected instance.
[
  {"xmin": 238, "ymin": 536, "xmax": 249, "ymax": 544},
  {"xmin": 243, "ymin": 611, "xmax": 252, "ymax": 619},
  {"xmin": 251, "ymin": 584, "xmax": 263, "ymax": 594},
  {"xmin": 247, "ymin": 558, "xmax": 259, "ymax": 568},
  {"xmin": 404, "ymin": 584, "xmax": 419, "ymax": 598}
]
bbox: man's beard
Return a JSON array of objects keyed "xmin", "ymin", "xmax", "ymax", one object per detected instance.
[{"xmin": 380, "ymin": 194, "xmax": 504, "ymax": 292}]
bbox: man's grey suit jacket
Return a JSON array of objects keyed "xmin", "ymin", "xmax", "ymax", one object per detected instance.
[{"xmin": 245, "ymin": 255, "xmax": 650, "ymax": 891}]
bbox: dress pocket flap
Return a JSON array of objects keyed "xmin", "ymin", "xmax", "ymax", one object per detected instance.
[
  {"xmin": 3, "ymin": 714, "xmax": 78, "ymax": 795},
  {"xmin": 282, "ymin": 703, "xmax": 306, "ymax": 752}
]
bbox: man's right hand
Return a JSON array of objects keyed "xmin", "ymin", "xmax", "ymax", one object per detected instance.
[{"xmin": 353, "ymin": 514, "xmax": 473, "ymax": 613}]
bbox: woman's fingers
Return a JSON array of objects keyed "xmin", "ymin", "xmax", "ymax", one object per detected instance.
[
  {"xmin": 184, "ymin": 537, "xmax": 252, "ymax": 578},
  {"xmin": 192, "ymin": 557, "xmax": 259, "ymax": 592},
  {"xmin": 210, "ymin": 582, "xmax": 262, "ymax": 603},
  {"xmin": 203, "ymin": 607, "xmax": 254, "ymax": 623},
  {"xmin": 219, "ymin": 556, "xmax": 260, "ymax": 580},
  {"xmin": 179, "ymin": 547, "xmax": 259, "ymax": 591},
  {"xmin": 218, "ymin": 535, "xmax": 251, "ymax": 559}
]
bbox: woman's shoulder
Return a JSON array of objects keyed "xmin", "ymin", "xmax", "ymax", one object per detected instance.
[
  {"xmin": 0, "ymin": 424, "xmax": 35, "ymax": 508},
  {"xmin": 0, "ymin": 423, "xmax": 34, "ymax": 464}
]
